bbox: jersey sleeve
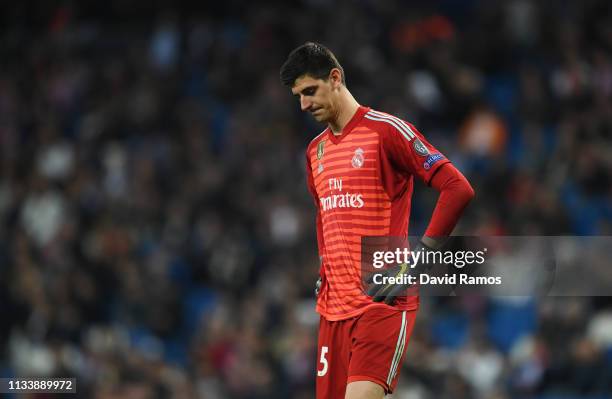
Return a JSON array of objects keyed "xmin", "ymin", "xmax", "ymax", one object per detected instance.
[
  {"xmin": 305, "ymin": 150, "xmax": 326, "ymax": 258},
  {"xmin": 424, "ymin": 163, "xmax": 475, "ymax": 237},
  {"xmin": 380, "ymin": 119, "xmax": 450, "ymax": 185}
]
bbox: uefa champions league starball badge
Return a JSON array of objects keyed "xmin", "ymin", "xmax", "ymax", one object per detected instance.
[{"xmin": 352, "ymin": 148, "xmax": 365, "ymax": 168}]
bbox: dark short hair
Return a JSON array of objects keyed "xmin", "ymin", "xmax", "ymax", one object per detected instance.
[{"xmin": 280, "ymin": 42, "xmax": 345, "ymax": 87}]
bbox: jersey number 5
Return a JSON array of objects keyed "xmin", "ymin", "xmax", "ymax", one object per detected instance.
[{"xmin": 317, "ymin": 346, "xmax": 329, "ymax": 377}]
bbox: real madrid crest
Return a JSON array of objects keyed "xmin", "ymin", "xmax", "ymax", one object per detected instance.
[{"xmin": 351, "ymin": 147, "xmax": 365, "ymax": 168}]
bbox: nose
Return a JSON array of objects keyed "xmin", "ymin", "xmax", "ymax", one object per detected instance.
[{"xmin": 300, "ymin": 96, "xmax": 312, "ymax": 111}]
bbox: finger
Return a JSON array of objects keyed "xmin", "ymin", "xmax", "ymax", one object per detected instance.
[
  {"xmin": 384, "ymin": 283, "xmax": 408, "ymax": 304},
  {"xmin": 367, "ymin": 283, "xmax": 381, "ymax": 297},
  {"xmin": 384, "ymin": 295, "xmax": 396, "ymax": 305},
  {"xmin": 365, "ymin": 268, "xmax": 389, "ymax": 284}
]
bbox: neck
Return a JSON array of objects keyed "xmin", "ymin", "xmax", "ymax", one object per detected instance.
[{"xmin": 329, "ymin": 88, "xmax": 360, "ymax": 135}]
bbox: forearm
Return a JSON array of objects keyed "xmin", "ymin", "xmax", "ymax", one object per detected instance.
[{"xmin": 423, "ymin": 164, "xmax": 475, "ymax": 244}]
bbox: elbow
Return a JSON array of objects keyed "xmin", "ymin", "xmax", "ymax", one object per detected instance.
[
  {"xmin": 454, "ymin": 178, "xmax": 475, "ymax": 207},
  {"xmin": 431, "ymin": 164, "xmax": 475, "ymax": 205},
  {"xmin": 464, "ymin": 181, "xmax": 475, "ymax": 203},
  {"xmin": 460, "ymin": 179, "xmax": 476, "ymax": 206}
]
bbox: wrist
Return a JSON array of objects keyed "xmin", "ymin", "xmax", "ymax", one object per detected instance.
[{"xmin": 420, "ymin": 236, "xmax": 446, "ymax": 250}]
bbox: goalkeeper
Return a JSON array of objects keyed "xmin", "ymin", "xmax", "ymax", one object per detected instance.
[{"xmin": 281, "ymin": 42, "xmax": 474, "ymax": 399}]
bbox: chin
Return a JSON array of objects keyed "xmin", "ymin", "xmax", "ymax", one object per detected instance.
[{"xmin": 313, "ymin": 113, "xmax": 327, "ymax": 123}]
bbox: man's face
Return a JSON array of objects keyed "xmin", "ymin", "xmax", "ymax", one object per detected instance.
[{"xmin": 291, "ymin": 74, "xmax": 337, "ymax": 123}]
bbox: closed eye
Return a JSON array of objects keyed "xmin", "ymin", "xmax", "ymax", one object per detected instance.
[
  {"xmin": 293, "ymin": 85, "xmax": 317, "ymax": 97},
  {"xmin": 302, "ymin": 87, "xmax": 316, "ymax": 96}
]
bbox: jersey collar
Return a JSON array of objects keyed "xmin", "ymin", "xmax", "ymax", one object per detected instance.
[{"xmin": 327, "ymin": 106, "xmax": 370, "ymax": 145}]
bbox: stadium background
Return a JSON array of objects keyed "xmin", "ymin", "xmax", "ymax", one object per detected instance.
[{"xmin": 1, "ymin": 0, "xmax": 611, "ymax": 398}]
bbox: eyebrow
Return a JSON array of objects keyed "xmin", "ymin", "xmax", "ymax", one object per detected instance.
[{"xmin": 293, "ymin": 85, "xmax": 317, "ymax": 96}]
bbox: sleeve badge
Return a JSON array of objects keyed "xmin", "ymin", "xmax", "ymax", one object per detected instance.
[{"xmin": 413, "ymin": 138, "xmax": 430, "ymax": 156}]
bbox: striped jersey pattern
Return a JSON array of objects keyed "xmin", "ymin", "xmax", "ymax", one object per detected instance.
[{"xmin": 305, "ymin": 106, "xmax": 449, "ymax": 321}]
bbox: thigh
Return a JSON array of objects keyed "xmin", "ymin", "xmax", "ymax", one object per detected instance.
[
  {"xmin": 345, "ymin": 380, "xmax": 385, "ymax": 399},
  {"xmin": 317, "ymin": 316, "xmax": 353, "ymax": 399},
  {"xmin": 348, "ymin": 308, "xmax": 417, "ymax": 394}
]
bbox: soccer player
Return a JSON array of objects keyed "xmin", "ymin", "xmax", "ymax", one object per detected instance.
[{"xmin": 280, "ymin": 43, "xmax": 474, "ymax": 399}]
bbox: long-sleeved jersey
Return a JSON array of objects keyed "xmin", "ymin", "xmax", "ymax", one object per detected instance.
[{"xmin": 306, "ymin": 106, "xmax": 451, "ymax": 321}]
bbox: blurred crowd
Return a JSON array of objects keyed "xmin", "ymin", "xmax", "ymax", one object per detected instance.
[{"xmin": 0, "ymin": 0, "xmax": 611, "ymax": 398}]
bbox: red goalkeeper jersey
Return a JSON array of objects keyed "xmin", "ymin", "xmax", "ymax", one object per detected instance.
[{"xmin": 306, "ymin": 106, "xmax": 450, "ymax": 321}]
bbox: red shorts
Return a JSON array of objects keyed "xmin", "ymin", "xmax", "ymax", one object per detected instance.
[{"xmin": 316, "ymin": 306, "xmax": 417, "ymax": 399}]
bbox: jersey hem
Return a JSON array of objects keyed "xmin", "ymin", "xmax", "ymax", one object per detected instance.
[{"xmin": 317, "ymin": 301, "xmax": 419, "ymax": 321}]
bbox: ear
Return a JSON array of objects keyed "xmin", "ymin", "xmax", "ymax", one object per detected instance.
[{"xmin": 329, "ymin": 68, "xmax": 343, "ymax": 88}]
